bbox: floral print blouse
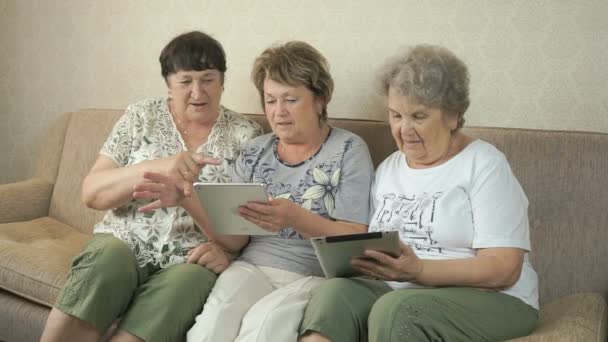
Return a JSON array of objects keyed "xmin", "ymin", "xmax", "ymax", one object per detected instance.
[{"xmin": 93, "ymin": 97, "xmax": 262, "ymax": 268}]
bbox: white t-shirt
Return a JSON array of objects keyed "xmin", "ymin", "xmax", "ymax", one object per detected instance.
[{"xmin": 369, "ymin": 139, "xmax": 539, "ymax": 309}]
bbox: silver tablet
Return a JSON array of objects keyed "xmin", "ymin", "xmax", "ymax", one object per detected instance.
[
  {"xmin": 194, "ymin": 182, "xmax": 275, "ymax": 236},
  {"xmin": 311, "ymin": 231, "xmax": 401, "ymax": 278}
]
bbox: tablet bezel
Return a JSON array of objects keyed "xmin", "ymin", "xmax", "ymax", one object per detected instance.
[
  {"xmin": 194, "ymin": 182, "xmax": 275, "ymax": 236},
  {"xmin": 311, "ymin": 231, "xmax": 401, "ymax": 278}
]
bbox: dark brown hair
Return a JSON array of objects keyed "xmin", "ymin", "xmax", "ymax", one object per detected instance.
[{"xmin": 159, "ymin": 31, "xmax": 226, "ymax": 81}]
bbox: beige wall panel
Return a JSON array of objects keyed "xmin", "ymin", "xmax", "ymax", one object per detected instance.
[{"xmin": 1, "ymin": 0, "xmax": 607, "ymax": 183}]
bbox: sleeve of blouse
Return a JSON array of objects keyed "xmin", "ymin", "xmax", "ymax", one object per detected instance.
[
  {"xmin": 230, "ymin": 140, "xmax": 258, "ymax": 184},
  {"xmin": 331, "ymin": 136, "xmax": 375, "ymax": 225},
  {"xmin": 470, "ymin": 153, "xmax": 531, "ymax": 250},
  {"xmin": 99, "ymin": 104, "xmax": 139, "ymax": 167}
]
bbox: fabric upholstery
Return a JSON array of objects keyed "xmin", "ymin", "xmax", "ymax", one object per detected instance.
[
  {"xmin": 0, "ymin": 217, "xmax": 91, "ymax": 306},
  {"xmin": 0, "ymin": 178, "xmax": 53, "ymax": 224},
  {"xmin": 48, "ymin": 110, "xmax": 121, "ymax": 234},
  {"xmin": 0, "ymin": 290, "xmax": 49, "ymax": 342},
  {"xmin": 0, "ymin": 109, "xmax": 607, "ymax": 342},
  {"xmin": 33, "ymin": 112, "xmax": 70, "ymax": 184},
  {"xmin": 509, "ymin": 293, "xmax": 607, "ymax": 341}
]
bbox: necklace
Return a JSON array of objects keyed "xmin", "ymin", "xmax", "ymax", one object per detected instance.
[
  {"xmin": 174, "ymin": 117, "xmax": 191, "ymax": 138},
  {"xmin": 274, "ymin": 127, "xmax": 332, "ymax": 167}
]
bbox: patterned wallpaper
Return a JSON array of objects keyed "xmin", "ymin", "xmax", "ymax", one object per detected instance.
[{"xmin": 1, "ymin": 0, "xmax": 607, "ymax": 184}]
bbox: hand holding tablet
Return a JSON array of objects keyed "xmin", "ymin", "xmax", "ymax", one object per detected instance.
[{"xmin": 194, "ymin": 183, "xmax": 276, "ymax": 235}]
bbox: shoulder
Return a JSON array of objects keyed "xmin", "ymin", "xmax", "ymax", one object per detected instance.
[
  {"xmin": 461, "ymin": 139, "xmax": 509, "ymax": 170},
  {"xmin": 329, "ymin": 127, "xmax": 365, "ymax": 143},
  {"xmin": 242, "ymin": 132, "xmax": 275, "ymax": 150},
  {"xmin": 327, "ymin": 127, "xmax": 370, "ymax": 152},
  {"xmin": 126, "ymin": 97, "xmax": 166, "ymax": 113},
  {"xmin": 236, "ymin": 133, "xmax": 275, "ymax": 169},
  {"xmin": 123, "ymin": 97, "xmax": 168, "ymax": 121},
  {"xmin": 376, "ymin": 150, "xmax": 404, "ymax": 174}
]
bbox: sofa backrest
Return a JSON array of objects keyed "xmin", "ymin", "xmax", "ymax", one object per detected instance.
[
  {"xmin": 47, "ymin": 110, "xmax": 124, "ymax": 234},
  {"xmin": 40, "ymin": 109, "xmax": 608, "ymax": 306}
]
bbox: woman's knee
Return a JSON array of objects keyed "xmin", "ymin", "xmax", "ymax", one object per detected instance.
[
  {"xmin": 369, "ymin": 291, "xmax": 441, "ymax": 341},
  {"xmin": 157, "ymin": 263, "xmax": 217, "ymax": 302},
  {"xmin": 301, "ymin": 278, "xmax": 376, "ymax": 341},
  {"xmin": 70, "ymin": 235, "xmax": 137, "ymax": 286},
  {"xmin": 309, "ymin": 278, "xmax": 355, "ymax": 305},
  {"xmin": 92, "ymin": 235, "xmax": 133, "ymax": 260}
]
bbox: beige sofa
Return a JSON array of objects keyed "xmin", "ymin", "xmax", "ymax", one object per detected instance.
[{"xmin": 1, "ymin": 108, "xmax": 607, "ymax": 342}]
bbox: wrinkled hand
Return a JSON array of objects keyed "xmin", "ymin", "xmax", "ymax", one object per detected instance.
[
  {"xmin": 163, "ymin": 152, "xmax": 220, "ymax": 197},
  {"xmin": 133, "ymin": 172, "xmax": 186, "ymax": 212},
  {"xmin": 187, "ymin": 242, "xmax": 231, "ymax": 274},
  {"xmin": 351, "ymin": 241, "xmax": 422, "ymax": 282},
  {"xmin": 239, "ymin": 197, "xmax": 297, "ymax": 232}
]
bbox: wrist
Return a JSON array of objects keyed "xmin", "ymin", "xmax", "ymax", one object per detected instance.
[
  {"xmin": 289, "ymin": 201, "xmax": 305, "ymax": 228},
  {"xmin": 181, "ymin": 195, "xmax": 198, "ymax": 211},
  {"xmin": 412, "ymin": 259, "xmax": 425, "ymax": 283}
]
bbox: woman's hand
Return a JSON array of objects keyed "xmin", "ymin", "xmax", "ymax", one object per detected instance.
[
  {"xmin": 156, "ymin": 152, "xmax": 220, "ymax": 197},
  {"xmin": 186, "ymin": 242, "xmax": 232, "ymax": 274},
  {"xmin": 351, "ymin": 241, "xmax": 423, "ymax": 282},
  {"xmin": 133, "ymin": 172, "xmax": 185, "ymax": 212},
  {"xmin": 238, "ymin": 197, "xmax": 298, "ymax": 232}
]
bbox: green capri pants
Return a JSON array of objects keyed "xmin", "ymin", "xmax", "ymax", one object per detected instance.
[
  {"xmin": 55, "ymin": 234, "xmax": 217, "ymax": 342},
  {"xmin": 300, "ymin": 278, "xmax": 538, "ymax": 342}
]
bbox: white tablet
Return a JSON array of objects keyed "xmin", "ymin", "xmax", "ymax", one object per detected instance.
[
  {"xmin": 194, "ymin": 182, "xmax": 275, "ymax": 236},
  {"xmin": 311, "ymin": 231, "xmax": 401, "ymax": 278}
]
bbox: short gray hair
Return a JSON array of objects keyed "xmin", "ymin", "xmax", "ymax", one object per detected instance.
[{"xmin": 378, "ymin": 45, "xmax": 470, "ymax": 128}]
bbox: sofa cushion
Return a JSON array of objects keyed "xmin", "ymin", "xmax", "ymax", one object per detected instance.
[
  {"xmin": 509, "ymin": 292, "xmax": 607, "ymax": 341},
  {"xmin": 0, "ymin": 217, "xmax": 91, "ymax": 307}
]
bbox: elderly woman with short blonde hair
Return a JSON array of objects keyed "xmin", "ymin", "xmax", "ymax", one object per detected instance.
[
  {"xmin": 135, "ymin": 41, "xmax": 375, "ymax": 342},
  {"xmin": 300, "ymin": 45, "xmax": 539, "ymax": 342}
]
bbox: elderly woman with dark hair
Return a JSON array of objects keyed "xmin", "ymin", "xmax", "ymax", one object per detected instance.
[
  {"xmin": 300, "ymin": 45, "xmax": 539, "ymax": 342},
  {"xmin": 40, "ymin": 31, "xmax": 262, "ymax": 342}
]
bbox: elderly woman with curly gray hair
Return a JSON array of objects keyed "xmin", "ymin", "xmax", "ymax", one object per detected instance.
[{"xmin": 299, "ymin": 45, "xmax": 539, "ymax": 342}]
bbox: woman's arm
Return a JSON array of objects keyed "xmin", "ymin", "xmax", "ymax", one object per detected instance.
[
  {"xmin": 82, "ymin": 155, "xmax": 150, "ymax": 210},
  {"xmin": 353, "ymin": 243, "xmax": 525, "ymax": 289},
  {"xmin": 83, "ymin": 153, "xmax": 218, "ymax": 210},
  {"xmin": 416, "ymin": 247, "xmax": 524, "ymax": 288},
  {"xmin": 239, "ymin": 198, "xmax": 366, "ymax": 238}
]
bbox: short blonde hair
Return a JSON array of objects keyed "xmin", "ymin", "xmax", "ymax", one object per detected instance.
[
  {"xmin": 379, "ymin": 45, "xmax": 470, "ymax": 129},
  {"xmin": 251, "ymin": 41, "xmax": 334, "ymax": 121}
]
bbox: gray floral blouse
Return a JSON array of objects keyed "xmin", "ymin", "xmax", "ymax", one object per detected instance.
[{"xmin": 93, "ymin": 97, "xmax": 262, "ymax": 268}]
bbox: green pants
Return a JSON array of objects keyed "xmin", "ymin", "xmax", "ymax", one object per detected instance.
[
  {"xmin": 55, "ymin": 234, "xmax": 217, "ymax": 342},
  {"xmin": 300, "ymin": 278, "xmax": 538, "ymax": 342}
]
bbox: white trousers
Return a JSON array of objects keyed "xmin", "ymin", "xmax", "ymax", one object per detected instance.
[{"xmin": 187, "ymin": 261, "xmax": 325, "ymax": 342}]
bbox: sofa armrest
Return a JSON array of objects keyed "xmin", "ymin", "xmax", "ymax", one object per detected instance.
[
  {"xmin": 509, "ymin": 292, "xmax": 607, "ymax": 341},
  {"xmin": 0, "ymin": 178, "xmax": 54, "ymax": 223}
]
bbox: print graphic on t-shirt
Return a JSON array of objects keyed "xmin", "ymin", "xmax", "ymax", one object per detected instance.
[{"xmin": 374, "ymin": 192, "xmax": 444, "ymax": 253}]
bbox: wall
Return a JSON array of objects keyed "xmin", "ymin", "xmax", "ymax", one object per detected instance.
[{"xmin": 1, "ymin": 0, "xmax": 607, "ymax": 183}]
